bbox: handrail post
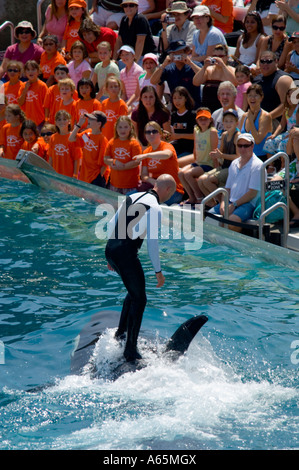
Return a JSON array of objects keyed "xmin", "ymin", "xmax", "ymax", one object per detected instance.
[
  {"xmin": 202, "ymin": 188, "xmax": 229, "ymax": 229},
  {"xmin": 37, "ymin": 0, "xmax": 47, "ymax": 36},
  {"xmin": 0, "ymin": 21, "xmax": 15, "ymax": 46}
]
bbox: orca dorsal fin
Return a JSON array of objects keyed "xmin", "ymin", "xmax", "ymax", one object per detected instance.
[{"xmin": 164, "ymin": 315, "xmax": 208, "ymax": 356}]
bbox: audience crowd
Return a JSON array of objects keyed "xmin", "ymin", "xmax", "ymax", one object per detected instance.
[{"xmin": 1, "ymin": 0, "xmax": 299, "ymax": 226}]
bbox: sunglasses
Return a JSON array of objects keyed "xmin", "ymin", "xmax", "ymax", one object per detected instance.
[
  {"xmin": 272, "ymin": 25, "xmax": 285, "ymax": 31},
  {"xmin": 123, "ymin": 3, "xmax": 137, "ymax": 7},
  {"xmin": 41, "ymin": 132, "xmax": 54, "ymax": 136},
  {"xmin": 237, "ymin": 143, "xmax": 253, "ymax": 148},
  {"xmin": 7, "ymin": 68, "xmax": 19, "ymax": 73},
  {"xmin": 260, "ymin": 59, "xmax": 275, "ymax": 64},
  {"xmin": 145, "ymin": 129, "xmax": 159, "ymax": 135},
  {"xmin": 43, "ymin": 42, "xmax": 55, "ymax": 46},
  {"xmin": 18, "ymin": 28, "xmax": 32, "ymax": 34}
]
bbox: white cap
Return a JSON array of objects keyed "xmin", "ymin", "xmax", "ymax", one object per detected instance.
[
  {"xmin": 118, "ymin": 45, "xmax": 135, "ymax": 55},
  {"xmin": 190, "ymin": 5, "xmax": 211, "ymax": 17},
  {"xmin": 237, "ymin": 133, "xmax": 255, "ymax": 144}
]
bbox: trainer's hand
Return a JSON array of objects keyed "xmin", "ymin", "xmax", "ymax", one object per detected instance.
[{"xmin": 155, "ymin": 271, "xmax": 165, "ymax": 287}]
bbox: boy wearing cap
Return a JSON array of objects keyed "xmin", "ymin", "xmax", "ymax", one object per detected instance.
[
  {"xmin": 209, "ymin": 133, "xmax": 264, "ymax": 231},
  {"xmin": 69, "ymin": 110, "xmax": 109, "ymax": 186},
  {"xmin": 114, "ymin": 0, "xmax": 157, "ymax": 63}
]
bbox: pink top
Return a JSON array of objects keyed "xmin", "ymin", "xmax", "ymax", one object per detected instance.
[
  {"xmin": 67, "ymin": 60, "xmax": 92, "ymax": 86},
  {"xmin": 120, "ymin": 62, "xmax": 143, "ymax": 100},
  {"xmin": 235, "ymin": 82, "xmax": 251, "ymax": 108},
  {"xmin": 4, "ymin": 43, "xmax": 44, "ymax": 65},
  {"xmin": 44, "ymin": 5, "xmax": 68, "ymax": 44}
]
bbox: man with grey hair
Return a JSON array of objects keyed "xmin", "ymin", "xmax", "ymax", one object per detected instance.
[{"xmin": 211, "ymin": 81, "xmax": 244, "ymax": 135}]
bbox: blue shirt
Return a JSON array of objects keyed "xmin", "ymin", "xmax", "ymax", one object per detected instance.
[
  {"xmin": 192, "ymin": 26, "xmax": 227, "ymax": 58},
  {"xmin": 160, "ymin": 62, "xmax": 202, "ymax": 108}
]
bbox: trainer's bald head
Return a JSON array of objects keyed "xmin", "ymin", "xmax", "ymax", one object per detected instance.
[{"xmin": 154, "ymin": 174, "xmax": 176, "ymax": 203}]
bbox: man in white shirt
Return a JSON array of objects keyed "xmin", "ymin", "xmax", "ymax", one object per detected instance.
[{"xmin": 209, "ymin": 133, "xmax": 264, "ymax": 231}]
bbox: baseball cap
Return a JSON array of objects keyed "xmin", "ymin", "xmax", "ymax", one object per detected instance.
[
  {"xmin": 142, "ymin": 53, "xmax": 159, "ymax": 65},
  {"xmin": 118, "ymin": 45, "xmax": 135, "ymax": 55},
  {"xmin": 289, "ymin": 31, "xmax": 299, "ymax": 41},
  {"xmin": 190, "ymin": 5, "xmax": 211, "ymax": 17},
  {"xmin": 196, "ymin": 109, "xmax": 212, "ymax": 119},
  {"xmin": 237, "ymin": 133, "xmax": 255, "ymax": 144},
  {"xmin": 167, "ymin": 40, "xmax": 186, "ymax": 53},
  {"xmin": 223, "ymin": 108, "xmax": 238, "ymax": 119},
  {"xmin": 68, "ymin": 0, "xmax": 87, "ymax": 8},
  {"xmin": 84, "ymin": 111, "xmax": 107, "ymax": 125}
]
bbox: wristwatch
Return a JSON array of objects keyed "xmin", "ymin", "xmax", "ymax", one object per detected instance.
[{"xmin": 233, "ymin": 201, "xmax": 238, "ymax": 208}]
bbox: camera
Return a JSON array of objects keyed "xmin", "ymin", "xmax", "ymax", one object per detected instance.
[
  {"xmin": 173, "ymin": 54, "xmax": 183, "ymax": 61},
  {"xmin": 210, "ymin": 58, "xmax": 216, "ymax": 64},
  {"xmin": 165, "ymin": 15, "xmax": 175, "ymax": 24}
]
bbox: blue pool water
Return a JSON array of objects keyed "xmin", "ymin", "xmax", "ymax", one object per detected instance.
[{"xmin": 0, "ymin": 178, "xmax": 298, "ymax": 450}]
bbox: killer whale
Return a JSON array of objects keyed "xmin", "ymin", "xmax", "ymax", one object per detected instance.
[{"xmin": 70, "ymin": 309, "xmax": 208, "ymax": 379}]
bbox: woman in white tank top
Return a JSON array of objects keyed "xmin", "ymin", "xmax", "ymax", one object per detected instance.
[{"xmin": 235, "ymin": 11, "xmax": 265, "ymax": 66}]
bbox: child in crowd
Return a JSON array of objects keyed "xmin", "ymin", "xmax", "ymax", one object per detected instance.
[
  {"xmin": 0, "ymin": 104, "xmax": 25, "ymax": 160},
  {"xmin": 235, "ymin": 65, "xmax": 251, "ymax": 111},
  {"xmin": 285, "ymin": 32, "xmax": 299, "ymax": 81},
  {"xmin": 40, "ymin": 35, "xmax": 66, "ymax": 86},
  {"xmin": 91, "ymin": 41, "xmax": 120, "ymax": 100},
  {"xmin": 178, "ymin": 108, "xmax": 218, "ymax": 205},
  {"xmin": 44, "ymin": 65, "xmax": 78, "ymax": 124},
  {"xmin": 67, "ymin": 40, "xmax": 92, "ymax": 87},
  {"xmin": 57, "ymin": 78, "xmax": 78, "ymax": 125},
  {"xmin": 263, "ymin": 87, "xmax": 299, "ymax": 156},
  {"xmin": 101, "ymin": 76, "xmax": 128, "ymax": 141},
  {"xmin": 39, "ymin": 123, "xmax": 57, "ymax": 161},
  {"xmin": 170, "ymin": 86, "xmax": 196, "ymax": 158},
  {"xmin": 61, "ymin": 0, "xmax": 89, "ymax": 59},
  {"xmin": 104, "ymin": 116, "xmax": 142, "ymax": 194},
  {"xmin": 75, "ymin": 78, "xmax": 102, "ymax": 129},
  {"xmin": 127, "ymin": 53, "xmax": 160, "ymax": 106},
  {"xmin": 48, "ymin": 110, "xmax": 82, "ymax": 177},
  {"xmin": 198, "ymin": 108, "xmax": 240, "ymax": 205},
  {"xmin": 18, "ymin": 60, "xmax": 48, "ymax": 130},
  {"xmin": 119, "ymin": 46, "xmax": 143, "ymax": 109},
  {"xmin": 2, "ymin": 61, "xmax": 25, "ymax": 105},
  {"xmin": 69, "ymin": 110, "xmax": 109, "ymax": 185},
  {"xmin": 20, "ymin": 119, "xmax": 45, "ymax": 158}
]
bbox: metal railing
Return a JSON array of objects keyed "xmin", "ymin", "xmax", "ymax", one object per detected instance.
[
  {"xmin": 202, "ymin": 188, "xmax": 229, "ymax": 229},
  {"xmin": 0, "ymin": 21, "xmax": 15, "ymax": 46},
  {"xmin": 37, "ymin": 0, "xmax": 48, "ymax": 36}
]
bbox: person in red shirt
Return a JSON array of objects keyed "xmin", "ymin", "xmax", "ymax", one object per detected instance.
[
  {"xmin": 101, "ymin": 76, "xmax": 128, "ymax": 141},
  {"xmin": 75, "ymin": 78, "xmax": 102, "ymax": 129},
  {"xmin": 18, "ymin": 60, "xmax": 48, "ymax": 129},
  {"xmin": 40, "ymin": 35, "xmax": 66, "ymax": 86},
  {"xmin": 78, "ymin": 17, "xmax": 117, "ymax": 67},
  {"xmin": 104, "ymin": 116, "xmax": 142, "ymax": 194},
  {"xmin": 0, "ymin": 104, "xmax": 25, "ymax": 160},
  {"xmin": 48, "ymin": 110, "xmax": 82, "ymax": 177},
  {"xmin": 69, "ymin": 110, "xmax": 109, "ymax": 185},
  {"xmin": 201, "ymin": 0, "xmax": 234, "ymax": 34},
  {"xmin": 133, "ymin": 121, "xmax": 184, "ymax": 205}
]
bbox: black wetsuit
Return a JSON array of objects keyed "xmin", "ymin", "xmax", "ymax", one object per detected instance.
[{"xmin": 105, "ymin": 190, "xmax": 162, "ymax": 361}]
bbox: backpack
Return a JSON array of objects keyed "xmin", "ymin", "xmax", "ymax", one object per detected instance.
[{"xmin": 253, "ymin": 190, "xmax": 287, "ymax": 223}]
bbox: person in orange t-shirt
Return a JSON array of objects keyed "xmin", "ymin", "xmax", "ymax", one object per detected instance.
[
  {"xmin": 18, "ymin": 61, "xmax": 48, "ymax": 128},
  {"xmin": 101, "ymin": 76, "xmax": 128, "ymax": 142},
  {"xmin": 75, "ymin": 79, "xmax": 102, "ymax": 129},
  {"xmin": 48, "ymin": 110, "xmax": 82, "ymax": 177},
  {"xmin": 69, "ymin": 110, "xmax": 109, "ymax": 185},
  {"xmin": 39, "ymin": 123, "xmax": 57, "ymax": 161},
  {"xmin": 20, "ymin": 119, "xmax": 47, "ymax": 159},
  {"xmin": 2, "ymin": 61, "xmax": 25, "ymax": 105},
  {"xmin": 134, "ymin": 121, "xmax": 184, "ymax": 205},
  {"xmin": 44, "ymin": 65, "xmax": 79, "ymax": 124},
  {"xmin": 104, "ymin": 116, "xmax": 142, "ymax": 194},
  {"xmin": 57, "ymin": 78, "xmax": 78, "ymax": 126},
  {"xmin": 201, "ymin": 0, "xmax": 234, "ymax": 34},
  {"xmin": 0, "ymin": 104, "xmax": 25, "ymax": 160},
  {"xmin": 61, "ymin": 0, "xmax": 88, "ymax": 58},
  {"xmin": 40, "ymin": 35, "xmax": 66, "ymax": 85}
]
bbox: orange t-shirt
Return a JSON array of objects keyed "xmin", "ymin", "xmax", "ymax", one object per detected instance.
[
  {"xmin": 142, "ymin": 141, "xmax": 184, "ymax": 194},
  {"xmin": 0, "ymin": 123, "xmax": 23, "ymax": 160},
  {"xmin": 75, "ymin": 99, "xmax": 102, "ymax": 129},
  {"xmin": 76, "ymin": 130, "xmax": 109, "ymax": 183},
  {"xmin": 40, "ymin": 51, "xmax": 66, "ymax": 79},
  {"xmin": 101, "ymin": 98, "xmax": 128, "ymax": 141},
  {"xmin": 45, "ymin": 84, "xmax": 79, "ymax": 124},
  {"xmin": 3, "ymin": 80, "xmax": 25, "ymax": 105},
  {"xmin": 20, "ymin": 79, "xmax": 48, "ymax": 126},
  {"xmin": 48, "ymin": 133, "xmax": 82, "ymax": 177},
  {"xmin": 63, "ymin": 20, "xmax": 81, "ymax": 52},
  {"xmin": 21, "ymin": 137, "xmax": 48, "ymax": 159},
  {"xmin": 201, "ymin": 0, "xmax": 234, "ymax": 34},
  {"xmin": 105, "ymin": 137, "xmax": 142, "ymax": 189},
  {"xmin": 57, "ymin": 100, "xmax": 77, "ymax": 126}
]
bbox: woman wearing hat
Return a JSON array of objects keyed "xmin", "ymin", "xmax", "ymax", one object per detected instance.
[
  {"xmin": 190, "ymin": 5, "xmax": 227, "ymax": 64},
  {"xmin": 160, "ymin": 1, "xmax": 196, "ymax": 50},
  {"xmin": 0, "ymin": 22, "xmax": 44, "ymax": 80}
]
